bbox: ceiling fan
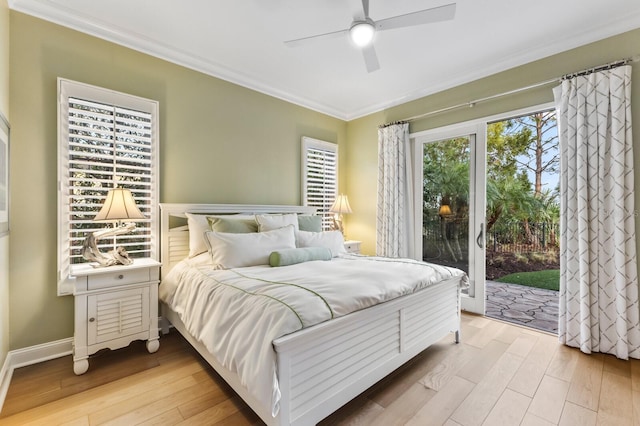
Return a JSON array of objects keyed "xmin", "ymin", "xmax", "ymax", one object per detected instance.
[{"xmin": 284, "ymin": 0, "xmax": 456, "ymax": 73}]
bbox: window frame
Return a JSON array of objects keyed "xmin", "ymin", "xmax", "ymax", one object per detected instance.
[
  {"xmin": 301, "ymin": 136, "xmax": 338, "ymax": 231},
  {"xmin": 57, "ymin": 78, "xmax": 159, "ymax": 295}
]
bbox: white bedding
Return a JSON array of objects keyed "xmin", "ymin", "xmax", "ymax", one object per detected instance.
[{"xmin": 159, "ymin": 254, "xmax": 467, "ymax": 418}]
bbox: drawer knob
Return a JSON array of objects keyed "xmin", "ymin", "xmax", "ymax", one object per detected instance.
[
  {"xmin": 89, "ymin": 317, "xmax": 95, "ymax": 322},
  {"xmin": 116, "ymin": 274, "xmax": 124, "ymax": 280}
]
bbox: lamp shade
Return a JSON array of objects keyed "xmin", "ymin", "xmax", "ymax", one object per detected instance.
[
  {"xmin": 330, "ymin": 194, "xmax": 353, "ymax": 214},
  {"xmin": 94, "ymin": 188, "xmax": 145, "ymax": 222},
  {"xmin": 439, "ymin": 204, "xmax": 452, "ymax": 217}
]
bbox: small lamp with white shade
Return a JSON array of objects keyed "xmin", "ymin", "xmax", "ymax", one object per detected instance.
[
  {"xmin": 82, "ymin": 187, "xmax": 146, "ymax": 267},
  {"xmin": 329, "ymin": 194, "xmax": 352, "ymax": 236}
]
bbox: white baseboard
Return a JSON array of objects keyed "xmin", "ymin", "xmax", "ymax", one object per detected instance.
[
  {"xmin": 0, "ymin": 317, "xmax": 166, "ymax": 414},
  {"xmin": 0, "ymin": 338, "xmax": 73, "ymax": 413}
]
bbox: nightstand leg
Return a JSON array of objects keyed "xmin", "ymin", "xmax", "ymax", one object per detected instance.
[
  {"xmin": 73, "ymin": 358, "xmax": 89, "ymax": 375},
  {"xmin": 146, "ymin": 338, "xmax": 160, "ymax": 353}
]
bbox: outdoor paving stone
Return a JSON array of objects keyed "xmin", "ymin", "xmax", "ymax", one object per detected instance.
[
  {"xmin": 485, "ymin": 280, "xmax": 558, "ymax": 334},
  {"xmin": 534, "ymin": 311, "xmax": 558, "ymax": 322},
  {"xmin": 487, "ymin": 296, "xmax": 515, "ymax": 305},
  {"xmin": 530, "ymin": 288, "xmax": 558, "ymax": 295},
  {"xmin": 522, "ymin": 293, "xmax": 557, "ymax": 303},
  {"xmin": 488, "ymin": 291, "xmax": 518, "ymax": 298},
  {"xmin": 508, "ymin": 302, "xmax": 541, "ymax": 312},
  {"xmin": 502, "ymin": 309, "xmax": 534, "ymax": 321},
  {"xmin": 501, "ymin": 288, "xmax": 529, "ymax": 296}
]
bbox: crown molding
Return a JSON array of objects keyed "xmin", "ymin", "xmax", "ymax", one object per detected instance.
[
  {"xmin": 345, "ymin": 10, "xmax": 640, "ymax": 120},
  {"xmin": 8, "ymin": 0, "xmax": 349, "ymax": 120}
]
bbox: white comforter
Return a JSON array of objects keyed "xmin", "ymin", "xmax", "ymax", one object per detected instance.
[{"xmin": 159, "ymin": 254, "xmax": 466, "ymax": 418}]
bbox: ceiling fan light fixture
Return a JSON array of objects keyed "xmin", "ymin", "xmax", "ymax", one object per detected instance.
[{"xmin": 350, "ymin": 21, "xmax": 375, "ymax": 47}]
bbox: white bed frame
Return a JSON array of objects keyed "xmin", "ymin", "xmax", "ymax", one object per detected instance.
[{"xmin": 159, "ymin": 203, "xmax": 462, "ymax": 426}]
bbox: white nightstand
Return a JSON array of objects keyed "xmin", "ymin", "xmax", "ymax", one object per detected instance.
[
  {"xmin": 344, "ymin": 240, "xmax": 362, "ymax": 254},
  {"xmin": 70, "ymin": 258, "xmax": 161, "ymax": 375}
]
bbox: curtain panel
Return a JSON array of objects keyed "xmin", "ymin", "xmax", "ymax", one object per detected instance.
[
  {"xmin": 377, "ymin": 122, "xmax": 413, "ymax": 258},
  {"xmin": 554, "ymin": 65, "xmax": 640, "ymax": 359}
]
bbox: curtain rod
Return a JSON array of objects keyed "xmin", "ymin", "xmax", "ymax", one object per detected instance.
[
  {"xmin": 400, "ymin": 56, "xmax": 639, "ymax": 124},
  {"xmin": 561, "ymin": 57, "xmax": 633, "ymax": 80}
]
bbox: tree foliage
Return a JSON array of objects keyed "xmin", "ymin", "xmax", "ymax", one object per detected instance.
[
  {"xmin": 507, "ymin": 111, "xmax": 559, "ymax": 197},
  {"xmin": 422, "ymin": 110, "xmax": 560, "ymax": 262}
]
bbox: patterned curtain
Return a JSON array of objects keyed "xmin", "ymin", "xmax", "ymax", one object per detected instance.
[
  {"xmin": 554, "ymin": 65, "xmax": 640, "ymax": 359},
  {"xmin": 377, "ymin": 122, "xmax": 414, "ymax": 257}
]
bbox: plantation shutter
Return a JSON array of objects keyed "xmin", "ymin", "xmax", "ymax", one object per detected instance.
[
  {"xmin": 302, "ymin": 137, "xmax": 337, "ymax": 230},
  {"xmin": 58, "ymin": 79, "xmax": 159, "ymax": 292}
]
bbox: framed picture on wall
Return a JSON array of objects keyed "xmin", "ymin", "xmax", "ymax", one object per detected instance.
[{"xmin": 0, "ymin": 113, "xmax": 8, "ymax": 236}]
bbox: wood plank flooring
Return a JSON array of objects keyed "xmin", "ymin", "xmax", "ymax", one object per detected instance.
[{"xmin": 1, "ymin": 313, "xmax": 639, "ymax": 425}]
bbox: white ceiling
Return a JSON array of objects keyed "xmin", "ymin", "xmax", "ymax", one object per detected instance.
[{"xmin": 9, "ymin": 0, "xmax": 640, "ymax": 120}]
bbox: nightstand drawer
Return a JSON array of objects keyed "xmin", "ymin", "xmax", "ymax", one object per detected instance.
[
  {"xmin": 344, "ymin": 240, "xmax": 361, "ymax": 254},
  {"xmin": 87, "ymin": 268, "xmax": 150, "ymax": 290}
]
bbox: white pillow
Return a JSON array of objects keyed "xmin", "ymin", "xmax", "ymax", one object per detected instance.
[
  {"xmin": 255, "ymin": 213, "xmax": 299, "ymax": 232},
  {"xmin": 205, "ymin": 225, "xmax": 296, "ymax": 269},
  {"xmin": 185, "ymin": 212, "xmax": 210, "ymax": 258},
  {"xmin": 296, "ymin": 230, "xmax": 346, "ymax": 257},
  {"xmin": 185, "ymin": 212, "xmax": 257, "ymax": 258}
]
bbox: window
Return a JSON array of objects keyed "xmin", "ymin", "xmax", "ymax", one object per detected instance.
[
  {"xmin": 57, "ymin": 78, "xmax": 159, "ymax": 293},
  {"xmin": 301, "ymin": 137, "xmax": 337, "ymax": 230}
]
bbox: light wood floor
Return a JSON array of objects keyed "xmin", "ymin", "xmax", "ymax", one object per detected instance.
[{"xmin": 1, "ymin": 313, "xmax": 639, "ymax": 425}]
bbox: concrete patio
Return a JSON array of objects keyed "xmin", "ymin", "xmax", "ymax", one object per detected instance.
[{"xmin": 485, "ymin": 280, "xmax": 559, "ymax": 334}]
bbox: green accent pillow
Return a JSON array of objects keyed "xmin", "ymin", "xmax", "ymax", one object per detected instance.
[
  {"xmin": 207, "ymin": 216, "xmax": 258, "ymax": 233},
  {"xmin": 297, "ymin": 215, "xmax": 322, "ymax": 232},
  {"xmin": 269, "ymin": 247, "xmax": 332, "ymax": 267}
]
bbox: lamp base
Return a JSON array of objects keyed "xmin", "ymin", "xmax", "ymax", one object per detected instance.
[
  {"xmin": 82, "ymin": 223, "xmax": 136, "ymax": 267},
  {"xmin": 332, "ymin": 215, "xmax": 345, "ymax": 235}
]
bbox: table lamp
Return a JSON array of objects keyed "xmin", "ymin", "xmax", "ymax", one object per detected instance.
[
  {"xmin": 82, "ymin": 187, "xmax": 146, "ymax": 266},
  {"xmin": 330, "ymin": 194, "xmax": 352, "ymax": 235}
]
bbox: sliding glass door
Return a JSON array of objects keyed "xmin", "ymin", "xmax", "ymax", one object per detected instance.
[{"xmin": 413, "ymin": 123, "xmax": 486, "ymax": 314}]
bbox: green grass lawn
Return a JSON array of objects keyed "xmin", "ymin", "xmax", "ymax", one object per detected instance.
[{"xmin": 495, "ymin": 269, "xmax": 560, "ymax": 291}]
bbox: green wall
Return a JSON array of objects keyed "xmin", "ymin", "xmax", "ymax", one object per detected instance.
[
  {"xmin": 0, "ymin": 0, "xmax": 9, "ymax": 367},
  {"xmin": 346, "ymin": 28, "xmax": 640, "ymax": 256},
  {"xmin": 8, "ymin": 12, "xmax": 347, "ymax": 349}
]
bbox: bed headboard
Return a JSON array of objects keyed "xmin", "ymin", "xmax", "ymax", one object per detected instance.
[{"xmin": 159, "ymin": 203, "xmax": 316, "ymax": 278}]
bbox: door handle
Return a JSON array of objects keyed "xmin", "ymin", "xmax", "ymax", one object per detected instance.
[{"xmin": 476, "ymin": 223, "xmax": 484, "ymax": 249}]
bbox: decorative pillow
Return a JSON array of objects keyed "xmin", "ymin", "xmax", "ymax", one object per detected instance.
[
  {"xmin": 204, "ymin": 225, "xmax": 296, "ymax": 269},
  {"xmin": 269, "ymin": 247, "xmax": 332, "ymax": 267},
  {"xmin": 185, "ymin": 213, "xmax": 257, "ymax": 258},
  {"xmin": 297, "ymin": 215, "xmax": 322, "ymax": 232},
  {"xmin": 296, "ymin": 230, "xmax": 346, "ymax": 257},
  {"xmin": 207, "ymin": 216, "xmax": 258, "ymax": 233},
  {"xmin": 185, "ymin": 212, "xmax": 211, "ymax": 258},
  {"xmin": 255, "ymin": 213, "xmax": 299, "ymax": 232}
]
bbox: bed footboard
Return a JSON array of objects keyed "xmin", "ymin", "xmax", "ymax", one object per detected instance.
[{"xmin": 273, "ymin": 277, "xmax": 461, "ymax": 426}]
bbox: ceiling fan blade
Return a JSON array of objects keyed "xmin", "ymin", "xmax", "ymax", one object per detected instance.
[
  {"xmin": 376, "ymin": 3, "xmax": 456, "ymax": 31},
  {"xmin": 284, "ymin": 28, "xmax": 349, "ymax": 47},
  {"xmin": 362, "ymin": 44, "xmax": 380, "ymax": 73},
  {"xmin": 362, "ymin": 0, "xmax": 370, "ymax": 18},
  {"xmin": 346, "ymin": 0, "xmax": 366, "ymax": 20}
]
